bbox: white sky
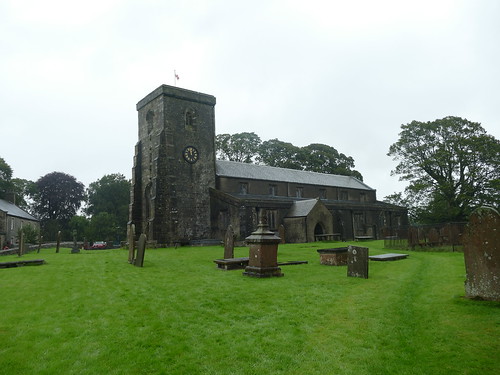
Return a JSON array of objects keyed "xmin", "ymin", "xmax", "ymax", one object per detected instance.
[{"xmin": 1, "ymin": 0, "xmax": 499, "ymax": 200}]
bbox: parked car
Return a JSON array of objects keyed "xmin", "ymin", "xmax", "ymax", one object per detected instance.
[{"xmin": 91, "ymin": 241, "xmax": 107, "ymax": 249}]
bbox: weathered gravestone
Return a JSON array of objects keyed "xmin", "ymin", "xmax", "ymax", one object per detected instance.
[
  {"xmin": 278, "ymin": 224, "xmax": 285, "ymax": 244},
  {"xmin": 37, "ymin": 234, "xmax": 43, "ymax": 253},
  {"xmin": 18, "ymin": 231, "xmax": 24, "ymax": 257},
  {"xmin": 224, "ymin": 225, "xmax": 234, "ymax": 259},
  {"xmin": 347, "ymin": 245, "xmax": 369, "ymax": 279},
  {"xmin": 71, "ymin": 230, "xmax": 80, "ymax": 253},
  {"xmin": 56, "ymin": 231, "xmax": 61, "ymax": 253},
  {"xmin": 243, "ymin": 209, "xmax": 283, "ymax": 278},
  {"xmin": 128, "ymin": 223, "xmax": 136, "ymax": 264},
  {"xmin": 134, "ymin": 233, "xmax": 147, "ymax": 267},
  {"xmin": 463, "ymin": 207, "xmax": 500, "ymax": 301}
]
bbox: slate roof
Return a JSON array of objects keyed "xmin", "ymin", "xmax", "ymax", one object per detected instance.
[
  {"xmin": 286, "ymin": 199, "xmax": 319, "ymax": 217},
  {"xmin": 216, "ymin": 160, "xmax": 374, "ymax": 191},
  {"xmin": 0, "ymin": 199, "xmax": 39, "ymax": 221}
]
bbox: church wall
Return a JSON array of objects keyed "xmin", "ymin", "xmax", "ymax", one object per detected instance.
[
  {"xmin": 305, "ymin": 203, "xmax": 334, "ymax": 243},
  {"xmin": 284, "ymin": 217, "xmax": 307, "ymax": 243}
]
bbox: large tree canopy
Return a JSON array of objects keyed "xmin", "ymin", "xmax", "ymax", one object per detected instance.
[
  {"xmin": 256, "ymin": 139, "xmax": 303, "ymax": 170},
  {"xmin": 0, "ymin": 157, "xmax": 13, "ymax": 199},
  {"xmin": 216, "ymin": 132, "xmax": 261, "ymax": 163},
  {"xmin": 32, "ymin": 172, "xmax": 86, "ymax": 223},
  {"xmin": 388, "ymin": 116, "xmax": 500, "ymax": 223},
  {"xmin": 216, "ymin": 132, "xmax": 363, "ymax": 180},
  {"xmin": 86, "ymin": 173, "xmax": 131, "ymax": 238}
]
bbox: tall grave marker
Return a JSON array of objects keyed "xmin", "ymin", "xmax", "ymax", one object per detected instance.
[
  {"xmin": 224, "ymin": 225, "xmax": 234, "ymax": 259},
  {"xmin": 463, "ymin": 207, "xmax": 499, "ymax": 301},
  {"xmin": 347, "ymin": 245, "xmax": 369, "ymax": 279}
]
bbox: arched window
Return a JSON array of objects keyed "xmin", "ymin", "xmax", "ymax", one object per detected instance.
[
  {"xmin": 146, "ymin": 110, "xmax": 155, "ymax": 134},
  {"xmin": 185, "ymin": 108, "xmax": 196, "ymax": 130}
]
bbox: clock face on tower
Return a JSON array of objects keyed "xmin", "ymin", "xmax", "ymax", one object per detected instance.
[{"xmin": 183, "ymin": 146, "xmax": 199, "ymax": 163}]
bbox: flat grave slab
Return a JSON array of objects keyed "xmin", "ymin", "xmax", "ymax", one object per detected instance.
[
  {"xmin": 214, "ymin": 258, "xmax": 308, "ymax": 270},
  {"xmin": 369, "ymin": 253, "xmax": 409, "ymax": 261},
  {"xmin": 0, "ymin": 259, "xmax": 46, "ymax": 269}
]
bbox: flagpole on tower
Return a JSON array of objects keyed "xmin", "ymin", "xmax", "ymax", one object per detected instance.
[{"xmin": 174, "ymin": 70, "xmax": 179, "ymax": 86}]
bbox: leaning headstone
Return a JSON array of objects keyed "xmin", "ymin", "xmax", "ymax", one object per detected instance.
[
  {"xmin": 463, "ymin": 207, "xmax": 500, "ymax": 301},
  {"xmin": 278, "ymin": 224, "xmax": 285, "ymax": 244},
  {"xmin": 56, "ymin": 231, "xmax": 61, "ymax": 253},
  {"xmin": 134, "ymin": 233, "xmax": 147, "ymax": 267},
  {"xmin": 347, "ymin": 245, "xmax": 369, "ymax": 279},
  {"xmin": 224, "ymin": 225, "xmax": 234, "ymax": 259},
  {"xmin": 128, "ymin": 224, "xmax": 136, "ymax": 264},
  {"xmin": 18, "ymin": 231, "xmax": 24, "ymax": 257},
  {"xmin": 71, "ymin": 230, "xmax": 80, "ymax": 253}
]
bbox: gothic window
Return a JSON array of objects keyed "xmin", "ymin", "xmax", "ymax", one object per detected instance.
[
  {"xmin": 239, "ymin": 182, "xmax": 249, "ymax": 195},
  {"xmin": 146, "ymin": 110, "xmax": 154, "ymax": 134},
  {"xmin": 360, "ymin": 193, "xmax": 366, "ymax": 202},
  {"xmin": 269, "ymin": 184, "xmax": 277, "ymax": 196},
  {"xmin": 267, "ymin": 210, "xmax": 278, "ymax": 230},
  {"xmin": 340, "ymin": 190, "xmax": 348, "ymax": 200},
  {"xmin": 319, "ymin": 189, "xmax": 326, "ymax": 199}
]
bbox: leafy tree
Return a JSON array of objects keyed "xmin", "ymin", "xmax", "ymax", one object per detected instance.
[
  {"xmin": 388, "ymin": 116, "xmax": 500, "ymax": 223},
  {"xmin": 0, "ymin": 157, "xmax": 13, "ymax": 199},
  {"xmin": 257, "ymin": 139, "xmax": 303, "ymax": 170},
  {"xmin": 88, "ymin": 212, "xmax": 118, "ymax": 242},
  {"xmin": 216, "ymin": 132, "xmax": 261, "ymax": 163},
  {"xmin": 18, "ymin": 224, "xmax": 40, "ymax": 244},
  {"xmin": 32, "ymin": 172, "xmax": 86, "ymax": 237},
  {"xmin": 216, "ymin": 133, "xmax": 363, "ymax": 179},
  {"xmin": 86, "ymin": 173, "xmax": 130, "ymax": 240},
  {"xmin": 10, "ymin": 178, "xmax": 36, "ymax": 212},
  {"xmin": 69, "ymin": 215, "xmax": 90, "ymax": 240},
  {"xmin": 300, "ymin": 144, "xmax": 363, "ymax": 180}
]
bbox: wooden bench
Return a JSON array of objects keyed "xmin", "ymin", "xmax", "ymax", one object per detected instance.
[{"xmin": 0, "ymin": 259, "xmax": 46, "ymax": 269}]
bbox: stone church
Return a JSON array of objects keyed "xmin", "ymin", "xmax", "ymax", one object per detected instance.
[{"xmin": 129, "ymin": 85, "xmax": 408, "ymax": 245}]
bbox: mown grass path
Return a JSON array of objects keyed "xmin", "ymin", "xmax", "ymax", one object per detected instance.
[{"xmin": 0, "ymin": 241, "xmax": 498, "ymax": 374}]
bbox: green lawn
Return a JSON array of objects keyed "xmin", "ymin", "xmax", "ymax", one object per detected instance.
[{"xmin": 0, "ymin": 241, "xmax": 498, "ymax": 375}]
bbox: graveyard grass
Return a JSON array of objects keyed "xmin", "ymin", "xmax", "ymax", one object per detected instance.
[{"xmin": 1, "ymin": 241, "xmax": 499, "ymax": 375}]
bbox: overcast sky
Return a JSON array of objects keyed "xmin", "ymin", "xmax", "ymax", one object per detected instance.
[{"xmin": 1, "ymin": 0, "xmax": 499, "ymax": 200}]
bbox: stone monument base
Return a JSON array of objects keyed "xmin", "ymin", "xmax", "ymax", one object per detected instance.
[{"xmin": 243, "ymin": 265, "xmax": 283, "ymax": 278}]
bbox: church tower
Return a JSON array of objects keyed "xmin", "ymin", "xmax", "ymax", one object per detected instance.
[{"xmin": 129, "ymin": 85, "xmax": 216, "ymax": 244}]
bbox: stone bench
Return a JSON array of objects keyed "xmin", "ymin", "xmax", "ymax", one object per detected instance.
[
  {"xmin": 0, "ymin": 259, "xmax": 46, "ymax": 269},
  {"xmin": 315, "ymin": 233, "xmax": 341, "ymax": 241},
  {"xmin": 354, "ymin": 236, "xmax": 373, "ymax": 241}
]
